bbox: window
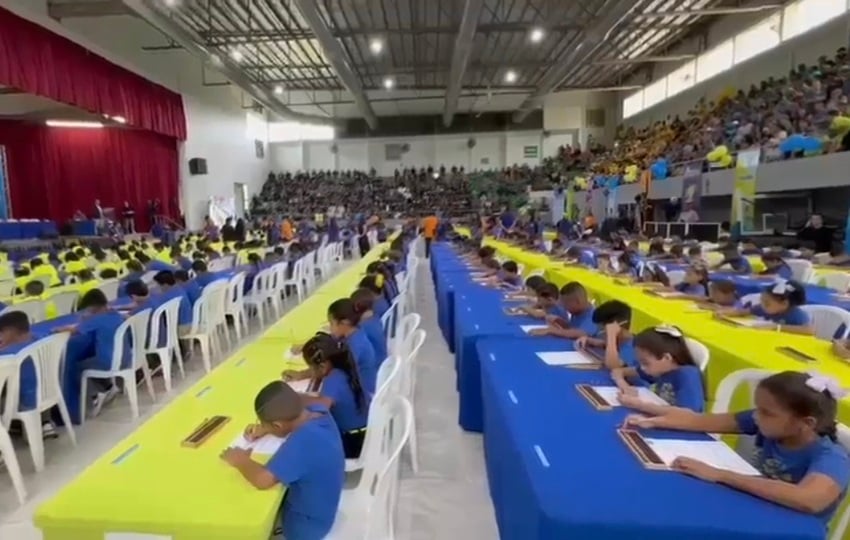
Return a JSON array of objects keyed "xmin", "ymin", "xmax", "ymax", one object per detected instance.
[
  {"xmin": 666, "ymin": 60, "xmax": 696, "ymax": 97},
  {"xmin": 697, "ymin": 39, "xmax": 734, "ymax": 82},
  {"xmin": 268, "ymin": 122, "xmax": 335, "ymax": 143},
  {"xmin": 622, "ymin": 90, "xmax": 644, "ymax": 119},
  {"xmin": 782, "ymin": 0, "xmax": 847, "ymax": 41},
  {"xmin": 734, "ymin": 14, "xmax": 781, "ymax": 64},
  {"xmin": 643, "ymin": 78, "xmax": 668, "ymax": 109}
]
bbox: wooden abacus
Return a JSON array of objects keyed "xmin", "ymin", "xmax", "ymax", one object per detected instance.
[
  {"xmin": 776, "ymin": 346, "xmax": 816, "ymax": 363},
  {"xmin": 181, "ymin": 416, "xmax": 231, "ymax": 448},
  {"xmin": 576, "ymin": 384, "xmax": 612, "ymax": 410},
  {"xmin": 618, "ymin": 430, "xmax": 667, "ymax": 470}
]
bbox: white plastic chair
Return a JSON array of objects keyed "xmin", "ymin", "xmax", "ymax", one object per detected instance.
[
  {"xmin": 328, "ymin": 396, "xmax": 413, "ymax": 540},
  {"xmin": 710, "ymin": 368, "xmax": 773, "ymax": 449},
  {"xmin": 786, "ymin": 259, "xmax": 815, "ymax": 283},
  {"xmin": 146, "ymin": 297, "xmax": 184, "ymax": 393},
  {"xmin": 821, "ymin": 272, "xmax": 850, "ymax": 293},
  {"xmin": 346, "ymin": 355, "xmax": 402, "ymax": 473},
  {"xmin": 49, "ymin": 290, "xmax": 79, "ymax": 316},
  {"xmin": 0, "ymin": 360, "xmax": 26, "ymax": 505},
  {"xmin": 99, "ymin": 278, "xmax": 120, "ymax": 301},
  {"xmin": 739, "ymin": 293, "xmax": 761, "ymax": 308},
  {"xmin": 140, "ymin": 271, "xmax": 158, "ymax": 285},
  {"xmin": 830, "ymin": 424, "xmax": 850, "ymax": 540},
  {"xmin": 244, "ymin": 268, "xmax": 277, "ymax": 327},
  {"xmin": 3, "ymin": 333, "xmax": 76, "ymax": 472},
  {"xmin": 800, "ymin": 305, "xmax": 850, "ymax": 340},
  {"xmin": 282, "ymin": 258, "xmax": 306, "ymax": 304},
  {"xmin": 684, "ymin": 336, "xmax": 710, "ymax": 373},
  {"xmin": 181, "ymin": 281, "xmax": 229, "ymax": 373},
  {"xmin": 224, "ymin": 272, "xmax": 248, "ymax": 341},
  {"xmin": 398, "ymin": 328, "xmax": 425, "ymax": 474},
  {"xmin": 79, "ymin": 309, "xmax": 155, "ymax": 422},
  {"xmin": 666, "ymin": 269, "xmax": 686, "ymax": 287},
  {"xmin": 392, "ymin": 313, "xmax": 421, "ymax": 357},
  {"xmin": 2, "ymin": 299, "xmax": 47, "ymax": 324}
]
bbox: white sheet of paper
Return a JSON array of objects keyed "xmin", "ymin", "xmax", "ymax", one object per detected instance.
[
  {"xmin": 521, "ymin": 324, "xmax": 549, "ymax": 333},
  {"xmin": 231, "ymin": 433, "xmax": 287, "ymax": 455},
  {"xmin": 653, "ymin": 291, "xmax": 683, "ymax": 298},
  {"xmin": 590, "ymin": 386, "xmax": 669, "ymax": 407},
  {"xmin": 645, "ymin": 438, "xmax": 761, "ymax": 476},
  {"xmin": 287, "ymin": 379, "xmax": 310, "ymax": 393},
  {"xmin": 536, "ymin": 351, "xmax": 596, "ymax": 366},
  {"xmin": 731, "ymin": 318, "xmax": 775, "ymax": 328}
]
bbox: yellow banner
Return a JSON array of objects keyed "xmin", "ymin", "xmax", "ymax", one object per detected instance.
[{"xmin": 731, "ymin": 148, "xmax": 760, "ymax": 231}]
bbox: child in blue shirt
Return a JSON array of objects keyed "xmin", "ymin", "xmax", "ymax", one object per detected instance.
[
  {"xmin": 495, "ymin": 260, "xmax": 522, "ymax": 288},
  {"xmin": 351, "ymin": 288, "xmax": 388, "ymax": 369},
  {"xmin": 519, "ymin": 282, "xmax": 565, "ymax": 319},
  {"xmin": 760, "ymin": 252, "xmax": 793, "ymax": 280},
  {"xmin": 358, "ymin": 275, "xmax": 390, "ymax": 320},
  {"xmin": 625, "ymin": 371, "xmax": 849, "ymax": 527},
  {"xmin": 328, "ymin": 298, "xmax": 377, "ymax": 395},
  {"xmin": 191, "ymin": 259, "xmax": 221, "ymax": 289},
  {"xmin": 713, "ymin": 246, "xmax": 752, "ymax": 274},
  {"xmin": 611, "ymin": 325, "xmax": 705, "ymax": 414},
  {"xmin": 174, "ymin": 270, "xmax": 202, "ymax": 308},
  {"xmin": 153, "ymin": 271, "xmax": 193, "ymax": 334},
  {"xmin": 719, "ymin": 279, "xmax": 813, "ymax": 335},
  {"xmin": 529, "ymin": 281, "xmax": 596, "ymax": 339},
  {"xmin": 221, "ymin": 381, "xmax": 344, "ymax": 540},
  {"xmin": 576, "ymin": 300, "xmax": 636, "ymax": 369},
  {"xmin": 672, "ymin": 264, "xmax": 710, "ymax": 298},
  {"xmin": 300, "ymin": 333, "xmax": 370, "ymax": 458},
  {"xmin": 696, "ymin": 279, "xmax": 740, "ymax": 310},
  {"xmin": 61, "ymin": 289, "xmax": 133, "ymax": 417}
]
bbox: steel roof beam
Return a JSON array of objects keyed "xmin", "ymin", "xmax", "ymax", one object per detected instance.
[
  {"xmin": 292, "ymin": 0, "xmax": 378, "ymax": 129},
  {"xmin": 443, "ymin": 0, "xmax": 485, "ymax": 127},
  {"xmin": 635, "ymin": 4, "xmax": 781, "ymax": 18}
]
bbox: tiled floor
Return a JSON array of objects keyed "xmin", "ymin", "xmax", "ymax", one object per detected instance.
[{"xmin": 0, "ymin": 259, "xmax": 498, "ymax": 539}]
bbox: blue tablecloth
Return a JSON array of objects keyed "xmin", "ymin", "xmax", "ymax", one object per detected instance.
[
  {"xmin": 71, "ymin": 220, "xmax": 98, "ymax": 236},
  {"xmin": 0, "ymin": 220, "xmax": 57, "ymax": 240},
  {"xmin": 476, "ymin": 336, "xmax": 824, "ymax": 540}
]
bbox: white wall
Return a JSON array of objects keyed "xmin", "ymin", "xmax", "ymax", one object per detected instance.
[
  {"xmin": 270, "ymin": 131, "xmax": 555, "ymax": 175},
  {"xmin": 620, "ymin": 10, "xmax": 850, "ymax": 126},
  {"xmin": 543, "ymin": 90, "xmax": 617, "ymax": 146}
]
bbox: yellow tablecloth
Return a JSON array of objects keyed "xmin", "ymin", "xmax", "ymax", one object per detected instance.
[
  {"xmin": 482, "ymin": 240, "xmax": 850, "ymax": 424},
  {"xmin": 34, "ymin": 248, "xmax": 387, "ymax": 540}
]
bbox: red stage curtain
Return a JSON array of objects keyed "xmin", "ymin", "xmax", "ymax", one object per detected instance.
[
  {"xmin": 0, "ymin": 7, "xmax": 186, "ymax": 140},
  {"xmin": 0, "ymin": 121, "xmax": 179, "ymax": 230}
]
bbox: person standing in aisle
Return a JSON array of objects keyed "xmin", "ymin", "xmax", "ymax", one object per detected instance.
[{"xmin": 421, "ymin": 212, "xmax": 438, "ymax": 258}]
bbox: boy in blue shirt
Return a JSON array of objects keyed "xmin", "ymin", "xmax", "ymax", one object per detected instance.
[
  {"xmin": 174, "ymin": 270, "xmax": 202, "ymax": 308},
  {"xmin": 350, "ymin": 288, "xmax": 388, "ymax": 369},
  {"xmin": 0, "ymin": 311, "xmax": 57, "ymax": 438},
  {"xmin": 221, "ymin": 381, "xmax": 344, "ymax": 540},
  {"xmin": 529, "ymin": 281, "xmax": 596, "ymax": 339},
  {"xmin": 153, "ymin": 271, "xmax": 193, "ymax": 335},
  {"xmin": 712, "ymin": 245, "xmax": 752, "ymax": 274},
  {"xmin": 576, "ymin": 300, "xmax": 636, "ymax": 369},
  {"xmin": 192, "ymin": 259, "xmax": 220, "ymax": 289},
  {"xmin": 61, "ymin": 289, "xmax": 132, "ymax": 417}
]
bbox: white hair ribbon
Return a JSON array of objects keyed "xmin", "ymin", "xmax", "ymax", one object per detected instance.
[
  {"xmin": 655, "ymin": 324, "xmax": 683, "ymax": 338},
  {"xmin": 806, "ymin": 372, "xmax": 848, "ymax": 399},
  {"xmin": 771, "ymin": 279, "xmax": 795, "ymax": 295}
]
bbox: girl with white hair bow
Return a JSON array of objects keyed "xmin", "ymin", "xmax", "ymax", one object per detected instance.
[
  {"xmin": 625, "ymin": 370, "xmax": 849, "ymax": 524},
  {"xmin": 717, "ymin": 278, "xmax": 814, "ymax": 336}
]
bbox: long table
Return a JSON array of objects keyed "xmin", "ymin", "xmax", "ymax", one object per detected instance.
[
  {"xmin": 34, "ymin": 248, "xmax": 386, "ymax": 540},
  {"xmin": 481, "ymin": 239, "xmax": 850, "ymax": 423},
  {"xmin": 477, "ymin": 336, "xmax": 824, "ymax": 540},
  {"xmin": 431, "ymin": 244, "xmax": 825, "ymax": 540}
]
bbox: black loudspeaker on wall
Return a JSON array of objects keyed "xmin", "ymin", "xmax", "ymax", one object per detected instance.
[{"xmin": 188, "ymin": 157, "xmax": 208, "ymax": 175}]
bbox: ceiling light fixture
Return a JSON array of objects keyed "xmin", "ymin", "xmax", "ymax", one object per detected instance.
[
  {"xmin": 163, "ymin": 0, "xmax": 181, "ymax": 7},
  {"xmin": 529, "ymin": 27, "xmax": 544, "ymax": 43},
  {"xmin": 210, "ymin": 53, "xmax": 222, "ymax": 66},
  {"xmin": 113, "ymin": 116, "xmax": 127, "ymax": 124},
  {"xmin": 230, "ymin": 49, "xmax": 243, "ymax": 62},
  {"xmin": 46, "ymin": 120, "xmax": 104, "ymax": 129},
  {"xmin": 383, "ymin": 77, "xmax": 395, "ymax": 90},
  {"xmin": 504, "ymin": 70, "xmax": 518, "ymax": 83},
  {"xmin": 369, "ymin": 38, "xmax": 384, "ymax": 55},
  {"xmin": 274, "ymin": 85, "xmax": 284, "ymax": 95}
]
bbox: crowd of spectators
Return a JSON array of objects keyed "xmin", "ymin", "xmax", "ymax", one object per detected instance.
[
  {"xmin": 553, "ymin": 47, "xmax": 850, "ymax": 179},
  {"xmin": 250, "ymin": 164, "xmax": 560, "ymax": 219}
]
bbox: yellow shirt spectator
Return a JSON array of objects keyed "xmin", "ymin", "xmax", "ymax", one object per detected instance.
[
  {"xmin": 64, "ymin": 260, "xmax": 87, "ymax": 274},
  {"xmin": 95, "ymin": 261, "xmax": 121, "ymax": 277},
  {"xmin": 31, "ymin": 262, "xmax": 61, "ymax": 286}
]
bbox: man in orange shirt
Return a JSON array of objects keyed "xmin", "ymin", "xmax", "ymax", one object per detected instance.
[{"xmin": 421, "ymin": 213, "xmax": 438, "ymax": 258}]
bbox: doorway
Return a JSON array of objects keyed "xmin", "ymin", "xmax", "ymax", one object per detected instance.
[{"xmin": 233, "ymin": 182, "xmax": 248, "ymax": 219}]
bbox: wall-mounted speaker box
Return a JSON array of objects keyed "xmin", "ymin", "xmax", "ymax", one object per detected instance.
[{"xmin": 188, "ymin": 158, "xmax": 208, "ymax": 175}]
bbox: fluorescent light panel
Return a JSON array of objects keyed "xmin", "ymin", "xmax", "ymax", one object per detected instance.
[{"xmin": 46, "ymin": 120, "xmax": 103, "ymax": 128}]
